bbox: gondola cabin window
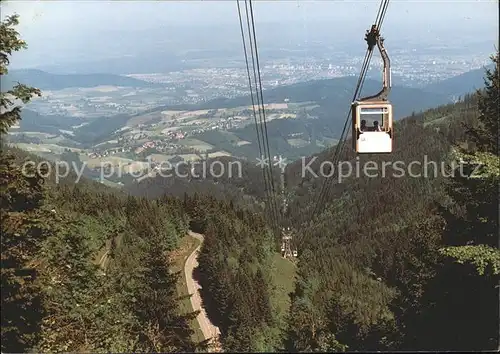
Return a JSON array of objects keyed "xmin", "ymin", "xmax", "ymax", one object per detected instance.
[
  {"xmin": 359, "ymin": 106, "xmax": 390, "ymax": 131},
  {"xmin": 352, "ymin": 102, "xmax": 393, "ymax": 153}
]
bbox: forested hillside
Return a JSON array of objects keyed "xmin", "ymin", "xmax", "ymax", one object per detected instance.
[
  {"xmin": 1, "ymin": 15, "xmax": 200, "ymax": 352},
  {"xmin": 282, "ymin": 55, "xmax": 499, "ymax": 351},
  {"xmin": 16, "ymin": 109, "xmax": 83, "ymax": 133},
  {"xmin": 2, "ymin": 12, "xmax": 498, "ymax": 354},
  {"xmin": 171, "ymin": 77, "xmax": 450, "ymax": 116},
  {"xmin": 182, "ymin": 194, "xmax": 294, "ymax": 351},
  {"xmin": 127, "ymin": 155, "xmax": 274, "ymax": 204},
  {"xmin": 125, "ymin": 53, "xmax": 499, "ymax": 351},
  {"xmin": 167, "ymin": 77, "xmax": 453, "ymax": 148},
  {"xmin": 1, "ymin": 145, "xmax": 208, "ymax": 352}
]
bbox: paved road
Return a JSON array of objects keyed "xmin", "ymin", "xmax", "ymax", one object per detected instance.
[{"xmin": 185, "ymin": 231, "xmax": 222, "ymax": 352}]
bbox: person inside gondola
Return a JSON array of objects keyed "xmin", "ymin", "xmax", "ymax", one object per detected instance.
[
  {"xmin": 360, "ymin": 119, "xmax": 367, "ymax": 132},
  {"xmin": 373, "ymin": 120, "xmax": 382, "ymax": 131}
]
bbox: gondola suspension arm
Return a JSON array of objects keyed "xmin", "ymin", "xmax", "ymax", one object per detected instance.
[{"xmin": 358, "ymin": 25, "xmax": 391, "ymax": 102}]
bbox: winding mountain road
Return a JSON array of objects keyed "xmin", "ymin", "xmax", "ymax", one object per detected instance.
[{"xmin": 185, "ymin": 231, "xmax": 221, "ymax": 352}]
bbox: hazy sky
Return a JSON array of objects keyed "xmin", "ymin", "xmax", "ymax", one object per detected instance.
[
  {"xmin": 4, "ymin": 1, "xmax": 499, "ymax": 29},
  {"xmin": 2, "ymin": 0, "xmax": 498, "ymax": 68}
]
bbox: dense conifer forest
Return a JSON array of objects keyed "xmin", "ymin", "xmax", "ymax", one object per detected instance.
[{"xmin": 1, "ymin": 13, "xmax": 498, "ymax": 353}]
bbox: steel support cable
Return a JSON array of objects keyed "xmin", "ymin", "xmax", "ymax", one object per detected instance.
[
  {"xmin": 357, "ymin": 1, "xmax": 387, "ymax": 100},
  {"xmin": 373, "ymin": 0, "xmax": 389, "ymax": 30},
  {"xmin": 309, "ymin": 49, "xmax": 372, "ymax": 221},
  {"xmin": 378, "ymin": 0, "xmax": 390, "ymax": 28},
  {"xmin": 245, "ymin": 0, "xmax": 281, "ymax": 231},
  {"xmin": 299, "ymin": 56, "xmax": 369, "ymax": 247},
  {"xmin": 308, "ymin": 0, "xmax": 391, "ymax": 223},
  {"xmin": 356, "ymin": 0, "xmax": 389, "ymax": 103},
  {"xmin": 245, "ymin": 13, "xmax": 281, "ymax": 235},
  {"xmin": 239, "ymin": 0, "xmax": 281, "ymax": 233},
  {"xmin": 357, "ymin": 49, "xmax": 374, "ymax": 100},
  {"xmin": 247, "ymin": 13, "xmax": 280, "ymax": 235},
  {"xmin": 359, "ymin": 0, "xmax": 389, "ymax": 102},
  {"xmin": 237, "ymin": 0, "xmax": 267, "ymax": 202},
  {"xmin": 358, "ymin": 0, "xmax": 389, "ymax": 101},
  {"xmin": 247, "ymin": 0, "xmax": 281, "ymax": 225},
  {"xmin": 307, "ymin": 49, "xmax": 373, "ymax": 231},
  {"xmin": 312, "ymin": 51, "xmax": 374, "ymax": 221},
  {"xmin": 309, "ymin": 68, "xmax": 366, "ymax": 220},
  {"xmin": 237, "ymin": 0, "xmax": 264, "ymax": 169},
  {"xmin": 236, "ymin": 0, "xmax": 276, "ymax": 230},
  {"xmin": 237, "ymin": 1, "xmax": 279, "ymax": 233},
  {"xmin": 374, "ymin": 0, "xmax": 386, "ymax": 27}
]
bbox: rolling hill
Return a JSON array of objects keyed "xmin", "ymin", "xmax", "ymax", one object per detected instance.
[
  {"xmin": 8, "ymin": 67, "xmax": 492, "ymax": 159},
  {"xmin": 424, "ymin": 64, "xmax": 494, "ymax": 99},
  {"xmin": 60, "ymin": 75, "xmax": 454, "ymax": 156},
  {"xmin": 123, "ymin": 87, "xmax": 498, "ymax": 351},
  {"xmin": 42, "ymin": 75, "xmax": 459, "ymax": 156},
  {"xmin": 149, "ymin": 76, "xmax": 454, "ymax": 158},
  {"xmin": 16, "ymin": 109, "xmax": 88, "ymax": 134},
  {"xmin": 1, "ymin": 69, "xmax": 165, "ymax": 90},
  {"xmin": 35, "ymin": 54, "xmax": 189, "ymax": 76},
  {"xmin": 171, "ymin": 77, "xmax": 451, "ymax": 118}
]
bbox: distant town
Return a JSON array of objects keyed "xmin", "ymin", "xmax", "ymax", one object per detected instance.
[
  {"xmin": 25, "ymin": 48, "xmax": 491, "ymax": 119},
  {"xmin": 8, "ymin": 43, "xmax": 493, "ymax": 186}
]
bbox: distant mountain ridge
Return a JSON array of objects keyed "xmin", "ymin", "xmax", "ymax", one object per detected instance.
[
  {"xmin": 1, "ymin": 69, "xmax": 164, "ymax": 90},
  {"xmin": 120, "ymin": 76, "xmax": 452, "ymax": 159},
  {"xmin": 18, "ymin": 76, "xmax": 455, "ymax": 149},
  {"xmin": 170, "ymin": 76, "xmax": 451, "ymax": 120},
  {"xmin": 16, "ymin": 109, "xmax": 87, "ymax": 134},
  {"xmin": 423, "ymin": 64, "xmax": 494, "ymax": 98},
  {"xmin": 8, "ymin": 66, "xmax": 490, "ymax": 156},
  {"xmin": 34, "ymin": 54, "xmax": 188, "ymax": 75}
]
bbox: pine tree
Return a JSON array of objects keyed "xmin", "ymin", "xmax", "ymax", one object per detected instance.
[
  {"xmin": 466, "ymin": 52, "xmax": 499, "ymax": 155},
  {"xmin": 0, "ymin": 154, "xmax": 48, "ymax": 352},
  {"xmin": 0, "ymin": 14, "xmax": 41, "ymax": 134},
  {"xmin": 0, "ymin": 13, "xmax": 45, "ymax": 352},
  {"xmin": 431, "ymin": 51, "xmax": 500, "ymax": 350},
  {"xmin": 440, "ymin": 51, "xmax": 500, "ymax": 276}
]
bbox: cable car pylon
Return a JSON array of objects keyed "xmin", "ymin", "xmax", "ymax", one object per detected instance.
[
  {"xmin": 279, "ymin": 167, "xmax": 297, "ymax": 259},
  {"xmin": 281, "ymin": 227, "xmax": 297, "ymax": 259}
]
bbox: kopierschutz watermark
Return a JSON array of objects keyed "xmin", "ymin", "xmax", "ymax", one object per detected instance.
[
  {"xmin": 301, "ymin": 155, "xmax": 483, "ymax": 182},
  {"xmin": 20, "ymin": 155, "xmax": 482, "ymax": 184}
]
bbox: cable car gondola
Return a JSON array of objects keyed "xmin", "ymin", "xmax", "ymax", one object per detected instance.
[{"xmin": 352, "ymin": 25, "xmax": 393, "ymax": 154}]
